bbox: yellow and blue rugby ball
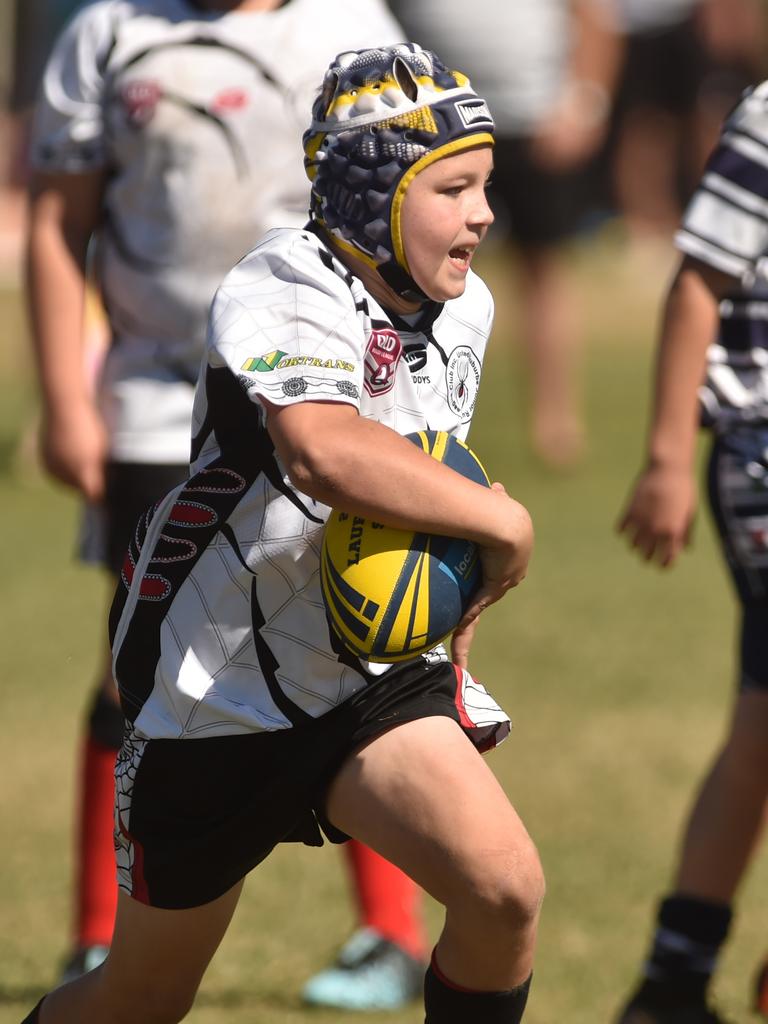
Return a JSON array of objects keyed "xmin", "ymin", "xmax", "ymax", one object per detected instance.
[{"xmin": 320, "ymin": 430, "xmax": 490, "ymax": 662}]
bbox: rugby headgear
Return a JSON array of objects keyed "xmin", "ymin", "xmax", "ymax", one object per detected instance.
[{"xmin": 303, "ymin": 43, "xmax": 495, "ymax": 300}]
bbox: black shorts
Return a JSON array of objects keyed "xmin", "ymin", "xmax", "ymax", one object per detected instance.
[
  {"xmin": 707, "ymin": 429, "xmax": 768, "ymax": 690},
  {"xmin": 489, "ymin": 136, "xmax": 599, "ymax": 248},
  {"xmin": 80, "ymin": 462, "xmax": 189, "ymax": 574},
  {"xmin": 114, "ymin": 659, "xmax": 507, "ymax": 909},
  {"xmin": 616, "ymin": 15, "xmax": 754, "ymax": 119}
]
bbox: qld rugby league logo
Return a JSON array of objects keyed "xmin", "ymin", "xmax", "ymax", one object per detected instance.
[
  {"xmin": 446, "ymin": 345, "xmax": 481, "ymax": 423},
  {"xmin": 364, "ymin": 327, "xmax": 402, "ymax": 397},
  {"xmin": 121, "ymin": 80, "xmax": 163, "ymax": 125}
]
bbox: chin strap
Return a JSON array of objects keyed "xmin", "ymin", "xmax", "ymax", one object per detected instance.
[{"xmin": 377, "ymin": 260, "xmax": 429, "ymax": 304}]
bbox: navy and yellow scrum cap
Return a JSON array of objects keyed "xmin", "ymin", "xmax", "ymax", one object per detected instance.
[{"xmin": 303, "ymin": 43, "xmax": 495, "ymax": 300}]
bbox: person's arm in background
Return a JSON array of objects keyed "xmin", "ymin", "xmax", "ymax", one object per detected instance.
[
  {"xmin": 26, "ymin": 167, "xmax": 109, "ymax": 501},
  {"xmin": 696, "ymin": 0, "xmax": 767, "ymax": 79},
  {"xmin": 532, "ymin": 0, "xmax": 624, "ymax": 171},
  {"xmin": 617, "ymin": 256, "xmax": 734, "ymax": 567}
]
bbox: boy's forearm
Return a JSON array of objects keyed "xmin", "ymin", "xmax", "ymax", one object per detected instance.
[
  {"xmin": 268, "ymin": 403, "xmax": 529, "ymax": 550},
  {"xmin": 645, "ymin": 262, "xmax": 723, "ymax": 471}
]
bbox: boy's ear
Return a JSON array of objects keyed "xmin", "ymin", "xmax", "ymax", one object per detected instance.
[
  {"xmin": 318, "ymin": 70, "xmax": 340, "ymax": 119},
  {"xmin": 393, "ymin": 57, "xmax": 419, "ymax": 102}
]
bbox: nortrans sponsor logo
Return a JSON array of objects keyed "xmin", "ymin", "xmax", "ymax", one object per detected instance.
[
  {"xmin": 455, "ymin": 98, "xmax": 494, "ymax": 129},
  {"xmin": 242, "ymin": 351, "xmax": 355, "ymax": 373}
]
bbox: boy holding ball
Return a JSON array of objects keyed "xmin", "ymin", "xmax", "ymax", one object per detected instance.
[{"xmin": 24, "ymin": 43, "xmax": 540, "ymax": 1024}]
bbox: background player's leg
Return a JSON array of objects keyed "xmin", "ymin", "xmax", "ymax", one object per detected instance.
[
  {"xmin": 674, "ymin": 687, "xmax": 768, "ymax": 899},
  {"xmin": 37, "ymin": 884, "xmax": 243, "ymax": 1023},
  {"xmin": 325, "ymin": 716, "xmax": 543, "ymax": 1021},
  {"xmin": 64, "ymin": 463, "xmax": 188, "ymax": 980},
  {"xmin": 615, "ymin": 687, "xmax": 768, "ymax": 1023},
  {"xmin": 302, "ymin": 840, "xmax": 427, "ymax": 1010},
  {"xmin": 63, "ymin": 640, "xmax": 123, "ymax": 980},
  {"xmin": 343, "ymin": 840, "xmax": 427, "ymax": 960},
  {"xmin": 517, "ymin": 245, "xmax": 584, "ymax": 469}
]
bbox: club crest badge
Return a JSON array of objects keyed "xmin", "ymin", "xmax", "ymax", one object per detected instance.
[
  {"xmin": 446, "ymin": 346, "xmax": 481, "ymax": 423},
  {"xmin": 121, "ymin": 80, "xmax": 162, "ymax": 126},
  {"xmin": 364, "ymin": 328, "xmax": 402, "ymax": 397}
]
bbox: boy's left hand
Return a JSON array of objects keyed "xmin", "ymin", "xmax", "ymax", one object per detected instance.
[{"xmin": 451, "ymin": 482, "xmax": 533, "ymax": 668}]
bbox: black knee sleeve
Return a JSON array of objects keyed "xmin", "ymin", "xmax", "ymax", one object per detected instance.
[{"xmin": 87, "ymin": 689, "xmax": 125, "ymax": 750}]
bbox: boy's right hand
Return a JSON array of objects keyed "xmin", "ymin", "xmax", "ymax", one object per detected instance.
[
  {"xmin": 617, "ymin": 463, "xmax": 697, "ymax": 567},
  {"xmin": 41, "ymin": 401, "xmax": 107, "ymax": 503}
]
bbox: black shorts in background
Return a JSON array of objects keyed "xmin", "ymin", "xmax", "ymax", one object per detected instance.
[
  {"xmin": 489, "ymin": 136, "xmax": 601, "ymax": 249},
  {"xmin": 79, "ymin": 462, "xmax": 189, "ymax": 574}
]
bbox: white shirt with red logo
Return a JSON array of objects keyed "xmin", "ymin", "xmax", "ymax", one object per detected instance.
[
  {"xmin": 29, "ymin": 0, "xmax": 402, "ymax": 463},
  {"xmin": 110, "ymin": 226, "xmax": 497, "ymax": 738}
]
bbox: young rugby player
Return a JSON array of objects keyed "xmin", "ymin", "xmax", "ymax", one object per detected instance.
[
  {"xmin": 22, "ymin": 43, "xmax": 541, "ymax": 1024},
  {"xmin": 616, "ymin": 80, "xmax": 768, "ymax": 1024},
  {"xmin": 27, "ymin": 2, "xmax": 436, "ymax": 1006}
]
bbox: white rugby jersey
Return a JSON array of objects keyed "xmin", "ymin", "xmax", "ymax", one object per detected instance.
[
  {"xmin": 110, "ymin": 226, "xmax": 509, "ymax": 741},
  {"xmin": 29, "ymin": 0, "xmax": 402, "ymax": 463},
  {"xmin": 676, "ymin": 81, "xmax": 768, "ymax": 429}
]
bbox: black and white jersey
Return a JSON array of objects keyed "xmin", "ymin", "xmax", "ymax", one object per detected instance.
[
  {"xmin": 676, "ymin": 81, "xmax": 768, "ymax": 428},
  {"xmin": 29, "ymin": 0, "xmax": 402, "ymax": 463},
  {"xmin": 110, "ymin": 226, "xmax": 509, "ymax": 740}
]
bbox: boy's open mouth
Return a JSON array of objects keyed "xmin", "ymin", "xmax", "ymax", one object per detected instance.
[{"xmin": 449, "ymin": 247, "xmax": 471, "ymax": 267}]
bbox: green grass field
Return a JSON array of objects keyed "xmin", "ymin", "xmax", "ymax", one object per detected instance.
[{"xmin": 1, "ymin": 238, "xmax": 766, "ymax": 1023}]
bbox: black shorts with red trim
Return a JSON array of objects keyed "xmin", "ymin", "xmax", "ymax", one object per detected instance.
[{"xmin": 114, "ymin": 658, "xmax": 509, "ymax": 909}]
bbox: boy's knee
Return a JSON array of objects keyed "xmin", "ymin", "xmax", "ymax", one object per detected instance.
[{"xmin": 457, "ymin": 838, "xmax": 545, "ymax": 934}]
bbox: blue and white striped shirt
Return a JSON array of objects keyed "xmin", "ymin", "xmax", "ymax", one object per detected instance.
[{"xmin": 677, "ymin": 81, "xmax": 768, "ymax": 428}]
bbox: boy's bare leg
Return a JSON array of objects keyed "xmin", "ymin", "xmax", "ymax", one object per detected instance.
[
  {"xmin": 41, "ymin": 882, "xmax": 243, "ymax": 1023},
  {"xmin": 325, "ymin": 716, "xmax": 544, "ymax": 991}
]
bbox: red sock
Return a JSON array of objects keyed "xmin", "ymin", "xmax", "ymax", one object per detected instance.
[
  {"xmin": 344, "ymin": 840, "xmax": 427, "ymax": 960},
  {"xmin": 74, "ymin": 735, "xmax": 118, "ymax": 948}
]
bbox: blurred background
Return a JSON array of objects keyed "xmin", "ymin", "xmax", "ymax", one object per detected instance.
[{"xmin": 2, "ymin": 2, "xmax": 768, "ymax": 1022}]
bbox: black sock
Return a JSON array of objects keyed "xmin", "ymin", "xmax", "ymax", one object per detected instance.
[
  {"xmin": 424, "ymin": 956, "xmax": 532, "ymax": 1023},
  {"xmin": 20, "ymin": 997, "xmax": 45, "ymax": 1023},
  {"xmin": 634, "ymin": 894, "xmax": 732, "ymax": 1009}
]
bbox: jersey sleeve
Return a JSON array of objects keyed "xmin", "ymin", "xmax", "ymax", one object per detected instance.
[
  {"xmin": 676, "ymin": 82, "xmax": 768, "ymax": 285},
  {"xmin": 208, "ymin": 232, "xmax": 365, "ymax": 410},
  {"xmin": 28, "ymin": 1, "xmax": 119, "ymax": 173}
]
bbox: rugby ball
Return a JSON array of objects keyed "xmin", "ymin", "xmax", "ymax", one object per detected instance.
[{"xmin": 320, "ymin": 430, "xmax": 490, "ymax": 662}]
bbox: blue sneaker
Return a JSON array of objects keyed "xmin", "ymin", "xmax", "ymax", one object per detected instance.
[
  {"xmin": 59, "ymin": 944, "xmax": 109, "ymax": 983},
  {"xmin": 302, "ymin": 928, "xmax": 424, "ymax": 1011}
]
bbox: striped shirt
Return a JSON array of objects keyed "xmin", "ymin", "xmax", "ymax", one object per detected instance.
[{"xmin": 676, "ymin": 81, "xmax": 768, "ymax": 428}]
